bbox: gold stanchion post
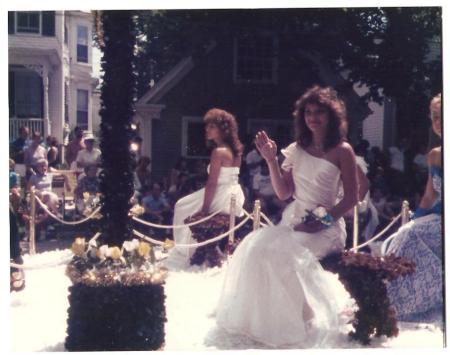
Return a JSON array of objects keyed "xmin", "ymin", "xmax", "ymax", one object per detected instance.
[
  {"xmin": 29, "ymin": 187, "xmax": 36, "ymax": 255},
  {"xmin": 253, "ymin": 200, "xmax": 261, "ymax": 231},
  {"xmin": 401, "ymin": 200, "xmax": 410, "ymax": 225},
  {"xmin": 352, "ymin": 205, "xmax": 359, "ymax": 250},
  {"xmin": 228, "ymin": 194, "xmax": 236, "ymax": 246}
]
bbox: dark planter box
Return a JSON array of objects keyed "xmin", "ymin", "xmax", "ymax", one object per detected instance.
[{"xmin": 65, "ymin": 283, "xmax": 166, "ymax": 351}]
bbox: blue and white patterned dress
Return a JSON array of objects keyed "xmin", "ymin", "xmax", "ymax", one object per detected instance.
[{"xmin": 381, "ymin": 165, "xmax": 443, "ymax": 323}]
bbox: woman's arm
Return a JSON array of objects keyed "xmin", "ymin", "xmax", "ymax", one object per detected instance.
[
  {"xmin": 201, "ymin": 149, "xmax": 222, "ymax": 213},
  {"xmin": 255, "ymin": 131, "xmax": 294, "ymax": 200},
  {"xmin": 418, "ymin": 149, "xmax": 439, "ymax": 210},
  {"xmin": 328, "ymin": 143, "xmax": 359, "ymax": 220}
]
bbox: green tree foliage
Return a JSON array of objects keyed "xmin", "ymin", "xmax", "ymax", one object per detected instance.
[
  {"xmin": 133, "ymin": 8, "xmax": 441, "ymax": 138},
  {"xmin": 98, "ymin": 10, "xmax": 136, "ymax": 246}
]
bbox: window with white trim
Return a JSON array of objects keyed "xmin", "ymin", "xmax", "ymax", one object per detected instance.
[
  {"xmin": 16, "ymin": 11, "xmax": 40, "ymax": 34},
  {"xmin": 181, "ymin": 116, "xmax": 209, "ymax": 158},
  {"xmin": 77, "ymin": 25, "xmax": 89, "ymax": 63},
  {"xmin": 76, "ymin": 89, "xmax": 89, "ymax": 130},
  {"xmin": 234, "ymin": 34, "xmax": 278, "ymax": 84}
]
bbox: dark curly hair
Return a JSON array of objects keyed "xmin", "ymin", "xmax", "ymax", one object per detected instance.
[
  {"xmin": 293, "ymin": 86, "xmax": 348, "ymax": 151},
  {"xmin": 204, "ymin": 108, "xmax": 244, "ymax": 157}
]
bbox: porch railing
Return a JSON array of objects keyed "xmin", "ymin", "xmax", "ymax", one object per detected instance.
[{"xmin": 9, "ymin": 118, "xmax": 44, "ymax": 141}]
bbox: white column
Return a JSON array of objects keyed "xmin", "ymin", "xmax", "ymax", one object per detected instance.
[
  {"xmin": 138, "ymin": 115, "xmax": 152, "ymax": 161},
  {"xmin": 43, "ymin": 71, "xmax": 50, "ymax": 136}
]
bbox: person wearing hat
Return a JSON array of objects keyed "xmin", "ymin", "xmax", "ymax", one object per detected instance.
[{"xmin": 73, "ymin": 132, "xmax": 101, "ymax": 171}]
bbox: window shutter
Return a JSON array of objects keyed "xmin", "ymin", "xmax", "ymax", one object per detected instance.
[
  {"xmin": 42, "ymin": 11, "xmax": 55, "ymax": 36},
  {"xmin": 8, "ymin": 12, "xmax": 15, "ymax": 34}
]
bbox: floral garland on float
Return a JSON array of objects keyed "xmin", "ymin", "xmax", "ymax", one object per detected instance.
[
  {"xmin": 320, "ymin": 248, "xmax": 416, "ymax": 344},
  {"xmin": 186, "ymin": 213, "xmax": 253, "ymax": 267},
  {"xmin": 295, "ymin": 206, "xmax": 417, "ymax": 345}
]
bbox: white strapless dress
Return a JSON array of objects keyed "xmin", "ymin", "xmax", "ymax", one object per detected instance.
[
  {"xmin": 167, "ymin": 165, "xmax": 245, "ymax": 268},
  {"xmin": 216, "ymin": 143, "xmax": 349, "ymax": 348}
]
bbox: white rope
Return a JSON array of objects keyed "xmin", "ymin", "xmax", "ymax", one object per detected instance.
[
  {"xmin": 132, "ymin": 209, "xmax": 222, "ymax": 229},
  {"xmin": 34, "ymin": 195, "xmax": 101, "ymax": 225},
  {"xmin": 10, "ymin": 254, "xmax": 73, "ymax": 270},
  {"xmin": 133, "ymin": 215, "xmax": 251, "ymax": 248},
  {"xmin": 259, "ymin": 211, "xmax": 275, "ymax": 226},
  {"xmin": 243, "ymin": 210, "xmax": 268, "ymax": 227},
  {"xmin": 350, "ymin": 213, "xmax": 402, "ymax": 251}
]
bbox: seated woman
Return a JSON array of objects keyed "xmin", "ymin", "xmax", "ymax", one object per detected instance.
[
  {"xmin": 168, "ymin": 108, "xmax": 245, "ymax": 267},
  {"xmin": 26, "ymin": 158, "xmax": 71, "ymax": 220},
  {"xmin": 381, "ymin": 93, "xmax": 442, "ymax": 324},
  {"xmin": 216, "ymin": 86, "xmax": 358, "ymax": 347},
  {"xmin": 24, "ymin": 131, "xmax": 47, "ymax": 181}
]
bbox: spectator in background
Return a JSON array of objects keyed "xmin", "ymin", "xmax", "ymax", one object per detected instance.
[
  {"xmin": 26, "ymin": 158, "xmax": 71, "ymax": 216},
  {"xmin": 9, "ymin": 159, "xmax": 21, "ymax": 213},
  {"xmin": 65, "ymin": 126, "xmax": 85, "ymax": 167},
  {"xmin": 245, "ymin": 140, "xmax": 263, "ymax": 187},
  {"xmin": 46, "ymin": 136, "xmax": 59, "ymax": 169},
  {"xmin": 24, "ymin": 131, "xmax": 47, "ymax": 181},
  {"xmin": 168, "ymin": 172, "xmax": 193, "ymax": 204},
  {"xmin": 74, "ymin": 132, "xmax": 101, "ymax": 171},
  {"xmin": 192, "ymin": 159, "xmax": 208, "ymax": 181},
  {"xmin": 169, "ymin": 158, "xmax": 190, "ymax": 193},
  {"xmin": 10, "ymin": 126, "xmax": 31, "ymax": 164},
  {"xmin": 354, "ymin": 139, "xmax": 370, "ymax": 163},
  {"xmin": 387, "ymin": 137, "xmax": 411, "ymax": 197},
  {"xmin": 371, "ymin": 187, "xmax": 399, "ymax": 232},
  {"xmin": 75, "ymin": 165, "xmax": 100, "ymax": 215},
  {"xmin": 252, "ymin": 161, "xmax": 287, "ymax": 221},
  {"xmin": 10, "ymin": 205, "xmax": 25, "ymax": 292},
  {"xmin": 412, "ymin": 142, "xmax": 429, "ymax": 194},
  {"xmin": 135, "ymin": 156, "xmax": 152, "ymax": 187},
  {"xmin": 141, "ymin": 182, "xmax": 172, "ymax": 240}
]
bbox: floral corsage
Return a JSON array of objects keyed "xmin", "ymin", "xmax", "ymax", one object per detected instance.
[{"xmin": 301, "ymin": 206, "xmax": 334, "ymax": 227}]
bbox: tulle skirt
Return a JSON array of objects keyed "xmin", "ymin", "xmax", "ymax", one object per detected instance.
[
  {"xmin": 168, "ymin": 183, "xmax": 244, "ymax": 268},
  {"xmin": 216, "ymin": 225, "xmax": 348, "ymax": 348}
]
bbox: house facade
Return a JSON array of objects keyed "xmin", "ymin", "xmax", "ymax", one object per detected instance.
[
  {"xmin": 8, "ymin": 10, "xmax": 98, "ymax": 146},
  {"xmin": 134, "ymin": 34, "xmax": 371, "ymax": 180}
]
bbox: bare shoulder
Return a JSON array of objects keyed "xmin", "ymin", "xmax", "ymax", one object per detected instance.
[
  {"xmin": 213, "ymin": 146, "xmax": 233, "ymax": 159},
  {"xmin": 428, "ymin": 147, "xmax": 441, "ymax": 165},
  {"xmin": 335, "ymin": 141, "xmax": 355, "ymax": 159}
]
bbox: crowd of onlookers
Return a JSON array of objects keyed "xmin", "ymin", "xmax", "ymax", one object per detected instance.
[
  {"xmin": 9, "ymin": 124, "xmax": 434, "ymax": 244},
  {"xmin": 9, "ymin": 126, "xmax": 102, "ymax": 240}
]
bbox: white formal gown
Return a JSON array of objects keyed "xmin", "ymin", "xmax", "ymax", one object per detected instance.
[
  {"xmin": 216, "ymin": 143, "xmax": 348, "ymax": 348},
  {"xmin": 167, "ymin": 165, "xmax": 245, "ymax": 268}
]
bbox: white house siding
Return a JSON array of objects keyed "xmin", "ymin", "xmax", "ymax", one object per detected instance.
[
  {"xmin": 362, "ymin": 100, "xmax": 384, "ymax": 149},
  {"xmin": 352, "ymin": 83, "xmax": 384, "ymax": 149},
  {"xmin": 8, "ymin": 10, "xmax": 97, "ymax": 151}
]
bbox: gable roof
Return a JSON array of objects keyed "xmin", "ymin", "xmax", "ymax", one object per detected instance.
[{"xmin": 135, "ymin": 56, "xmax": 195, "ymax": 106}]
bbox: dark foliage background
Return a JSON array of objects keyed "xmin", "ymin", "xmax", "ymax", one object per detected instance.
[
  {"xmin": 130, "ymin": 7, "xmax": 441, "ymax": 140},
  {"xmin": 98, "ymin": 10, "xmax": 136, "ymax": 246}
]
